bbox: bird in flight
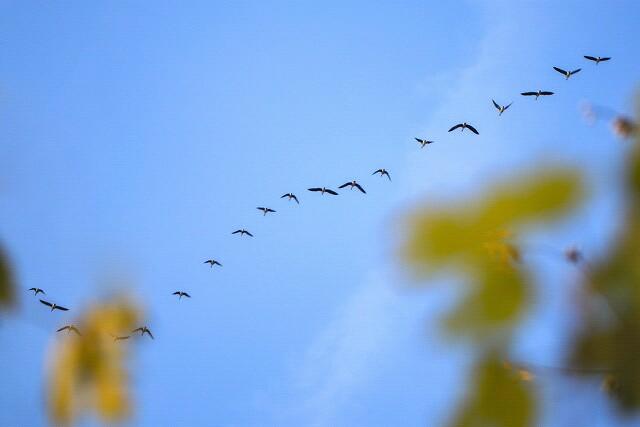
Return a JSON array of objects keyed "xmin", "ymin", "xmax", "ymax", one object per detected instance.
[
  {"xmin": 414, "ymin": 138, "xmax": 434, "ymax": 148},
  {"xmin": 111, "ymin": 334, "xmax": 131, "ymax": 342},
  {"xmin": 57, "ymin": 325, "xmax": 81, "ymax": 335},
  {"xmin": 492, "ymin": 100, "xmax": 512, "ymax": 116},
  {"xmin": 338, "ymin": 180, "xmax": 366, "ymax": 194},
  {"xmin": 132, "ymin": 326, "xmax": 154, "ymax": 339},
  {"xmin": 584, "ymin": 55, "xmax": 611, "ymax": 65},
  {"xmin": 372, "ymin": 169, "xmax": 391, "ymax": 181},
  {"xmin": 232, "ymin": 229, "xmax": 253, "ymax": 237},
  {"xmin": 308, "ymin": 187, "xmax": 338, "ymax": 195},
  {"xmin": 521, "ymin": 90, "xmax": 554, "ymax": 100},
  {"xmin": 553, "ymin": 66, "xmax": 581, "ymax": 79},
  {"xmin": 172, "ymin": 291, "xmax": 191, "ymax": 300},
  {"xmin": 204, "ymin": 259, "xmax": 222, "ymax": 268},
  {"xmin": 257, "ymin": 207, "xmax": 276, "ymax": 216},
  {"xmin": 39, "ymin": 299, "xmax": 69, "ymax": 312},
  {"xmin": 448, "ymin": 122, "xmax": 479, "ymax": 135},
  {"xmin": 28, "ymin": 287, "xmax": 45, "ymax": 296},
  {"xmin": 281, "ymin": 193, "xmax": 299, "ymax": 204}
]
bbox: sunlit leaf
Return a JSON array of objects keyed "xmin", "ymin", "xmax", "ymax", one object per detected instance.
[
  {"xmin": 452, "ymin": 353, "xmax": 537, "ymax": 427},
  {"xmin": 47, "ymin": 297, "xmax": 140, "ymax": 426}
]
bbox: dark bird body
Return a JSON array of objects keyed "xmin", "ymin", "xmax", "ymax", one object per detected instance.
[
  {"xmin": 521, "ymin": 90, "xmax": 554, "ymax": 100},
  {"xmin": 308, "ymin": 187, "xmax": 338, "ymax": 195},
  {"xmin": 492, "ymin": 100, "xmax": 512, "ymax": 115},
  {"xmin": 372, "ymin": 169, "xmax": 391, "ymax": 181},
  {"xmin": 584, "ymin": 55, "xmax": 611, "ymax": 65},
  {"xmin": 57, "ymin": 325, "xmax": 81, "ymax": 335},
  {"xmin": 29, "ymin": 287, "xmax": 45, "ymax": 296},
  {"xmin": 132, "ymin": 326, "xmax": 154, "ymax": 339},
  {"xmin": 414, "ymin": 138, "xmax": 434, "ymax": 148},
  {"xmin": 39, "ymin": 299, "xmax": 69, "ymax": 312},
  {"xmin": 232, "ymin": 229, "xmax": 253, "ymax": 237},
  {"xmin": 281, "ymin": 193, "xmax": 299, "ymax": 204},
  {"xmin": 338, "ymin": 180, "xmax": 366, "ymax": 194},
  {"xmin": 204, "ymin": 259, "xmax": 222, "ymax": 268},
  {"xmin": 257, "ymin": 207, "xmax": 276, "ymax": 216},
  {"xmin": 172, "ymin": 291, "xmax": 191, "ymax": 299},
  {"xmin": 553, "ymin": 66, "xmax": 581, "ymax": 79},
  {"xmin": 448, "ymin": 122, "xmax": 479, "ymax": 134}
]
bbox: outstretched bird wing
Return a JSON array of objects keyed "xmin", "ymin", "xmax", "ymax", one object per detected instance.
[
  {"xmin": 257, "ymin": 207, "xmax": 266, "ymax": 211},
  {"xmin": 354, "ymin": 183, "xmax": 366, "ymax": 194},
  {"xmin": 600, "ymin": 57, "xmax": 611, "ymax": 62},
  {"xmin": 584, "ymin": 55, "xmax": 597, "ymax": 62},
  {"xmin": 308, "ymin": 188, "xmax": 322, "ymax": 192},
  {"xmin": 448, "ymin": 124, "xmax": 463, "ymax": 132},
  {"xmin": 54, "ymin": 305, "xmax": 69, "ymax": 311},
  {"xmin": 70, "ymin": 326, "xmax": 81, "ymax": 335},
  {"xmin": 521, "ymin": 92, "xmax": 536, "ymax": 96},
  {"xmin": 244, "ymin": 231, "xmax": 254, "ymax": 237},
  {"xmin": 267, "ymin": 208, "xmax": 276, "ymax": 213},
  {"xmin": 325, "ymin": 189, "xmax": 338, "ymax": 195},
  {"xmin": 504, "ymin": 102, "xmax": 512, "ymax": 110},
  {"xmin": 540, "ymin": 91, "xmax": 554, "ymax": 96},
  {"xmin": 40, "ymin": 299, "xmax": 53, "ymax": 307},
  {"xmin": 372, "ymin": 169, "xmax": 383, "ymax": 175},
  {"xmin": 492, "ymin": 99, "xmax": 500, "ymax": 110},
  {"xmin": 292, "ymin": 195, "xmax": 299, "ymax": 204},
  {"xmin": 383, "ymin": 171, "xmax": 392, "ymax": 181},
  {"xmin": 183, "ymin": 292, "xmax": 191, "ymax": 298},
  {"xmin": 172, "ymin": 291, "xmax": 181, "ymax": 295},
  {"xmin": 144, "ymin": 329, "xmax": 154, "ymax": 339},
  {"xmin": 232, "ymin": 230, "xmax": 242, "ymax": 234},
  {"xmin": 280, "ymin": 193, "xmax": 289, "ymax": 199},
  {"xmin": 553, "ymin": 66, "xmax": 568, "ymax": 75},
  {"xmin": 414, "ymin": 137, "xmax": 424, "ymax": 143},
  {"xmin": 57, "ymin": 326, "xmax": 69, "ymax": 332},
  {"xmin": 338, "ymin": 182, "xmax": 350, "ymax": 189},
  {"xmin": 570, "ymin": 68, "xmax": 581, "ymax": 75},
  {"xmin": 132, "ymin": 327, "xmax": 144, "ymax": 333},
  {"xmin": 466, "ymin": 124, "xmax": 480, "ymax": 135}
]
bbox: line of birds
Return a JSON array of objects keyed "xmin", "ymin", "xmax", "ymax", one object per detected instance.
[{"xmin": 25, "ymin": 54, "xmax": 611, "ymax": 342}]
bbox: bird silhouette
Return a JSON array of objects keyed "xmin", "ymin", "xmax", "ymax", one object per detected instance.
[
  {"xmin": 57, "ymin": 325, "xmax": 81, "ymax": 335},
  {"xmin": 492, "ymin": 100, "xmax": 512, "ymax": 115},
  {"xmin": 338, "ymin": 180, "xmax": 366, "ymax": 194},
  {"xmin": 28, "ymin": 287, "xmax": 45, "ymax": 296},
  {"xmin": 448, "ymin": 122, "xmax": 479, "ymax": 135},
  {"xmin": 172, "ymin": 291, "xmax": 191, "ymax": 300},
  {"xmin": 414, "ymin": 138, "xmax": 434, "ymax": 148},
  {"xmin": 521, "ymin": 90, "xmax": 554, "ymax": 100},
  {"xmin": 39, "ymin": 299, "xmax": 69, "ymax": 312},
  {"xmin": 584, "ymin": 55, "xmax": 611, "ymax": 65},
  {"xmin": 372, "ymin": 169, "xmax": 391, "ymax": 181},
  {"xmin": 308, "ymin": 187, "xmax": 338, "ymax": 195},
  {"xmin": 132, "ymin": 326, "xmax": 154, "ymax": 339},
  {"xmin": 257, "ymin": 207, "xmax": 276, "ymax": 216},
  {"xmin": 232, "ymin": 229, "xmax": 253, "ymax": 237},
  {"xmin": 280, "ymin": 193, "xmax": 299, "ymax": 204},
  {"xmin": 204, "ymin": 259, "xmax": 222, "ymax": 268},
  {"xmin": 553, "ymin": 66, "xmax": 581, "ymax": 80}
]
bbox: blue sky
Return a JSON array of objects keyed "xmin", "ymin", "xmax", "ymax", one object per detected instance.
[{"xmin": 1, "ymin": 1, "xmax": 640, "ymax": 426}]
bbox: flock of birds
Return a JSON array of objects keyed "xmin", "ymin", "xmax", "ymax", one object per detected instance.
[{"xmin": 25, "ymin": 54, "xmax": 611, "ymax": 342}]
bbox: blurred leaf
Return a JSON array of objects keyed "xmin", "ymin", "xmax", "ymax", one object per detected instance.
[
  {"xmin": 0, "ymin": 243, "xmax": 16, "ymax": 310},
  {"xmin": 452, "ymin": 353, "xmax": 537, "ymax": 427},
  {"xmin": 47, "ymin": 297, "xmax": 140, "ymax": 426}
]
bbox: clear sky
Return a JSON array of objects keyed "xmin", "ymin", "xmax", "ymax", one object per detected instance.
[{"xmin": 1, "ymin": 1, "xmax": 640, "ymax": 426}]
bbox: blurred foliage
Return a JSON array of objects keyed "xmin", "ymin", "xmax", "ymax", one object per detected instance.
[
  {"xmin": 403, "ymin": 168, "xmax": 584, "ymax": 427},
  {"xmin": 47, "ymin": 297, "xmax": 140, "ymax": 426},
  {"xmin": 570, "ymin": 104, "xmax": 640, "ymax": 413},
  {"xmin": 0, "ymin": 243, "xmax": 16, "ymax": 311}
]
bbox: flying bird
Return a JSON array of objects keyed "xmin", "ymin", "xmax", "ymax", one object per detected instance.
[
  {"xmin": 308, "ymin": 187, "xmax": 338, "ymax": 195},
  {"xmin": 39, "ymin": 299, "xmax": 69, "ymax": 312},
  {"xmin": 280, "ymin": 193, "xmax": 299, "ymax": 204},
  {"xmin": 57, "ymin": 325, "xmax": 81, "ymax": 335},
  {"xmin": 111, "ymin": 334, "xmax": 131, "ymax": 342},
  {"xmin": 414, "ymin": 138, "xmax": 434, "ymax": 148},
  {"xmin": 338, "ymin": 180, "xmax": 366, "ymax": 194},
  {"xmin": 553, "ymin": 66, "xmax": 581, "ymax": 79},
  {"xmin": 584, "ymin": 55, "xmax": 611, "ymax": 65},
  {"xmin": 257, "ymin": 207, "xmax": 276, "ymax": 216},
  {"xmin": 521, "ymin": 90, "xmax": 554, "ymax": 100},
  {"xmin": 204, "ymin": 259, "xmax": 222, "ymax": 268},
  {"xmin": 372, "ymin": 169, "xmax": 391, "ymax": 181},
  {"xmin": 132, "ymin": 326, "xmax": 154, "ymax": 339},
  {"xmin": 172, "ymin": 291, "xmax": 191, "ymax": 300},
  {"xmin": 232, "ymin": 229, "xmax": 253, "ymax": 237},
  {"xmin": 492, "ymin": 100, "xmax": 512, "ymax": 115},
  {"xmin": 28, "ymin": 287, "xmax": 45, "ymax": 296},
  {"xmin": 448, "ymin": 122, "xmax": 479, "ymax": 135}
]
